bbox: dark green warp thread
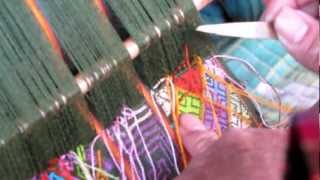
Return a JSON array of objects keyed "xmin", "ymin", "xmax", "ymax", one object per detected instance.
[
  {"xmin": 0, "ymin": 1, "xmax": 93, "ymax": 179},
  {"xmin": 0, "ymin": 0, "xmax": 215, "ymax": 179},
  {"xmin": 37, "ymin": 0, "xmax": 143, "ymax": 122},
  {"xmin": 105, "ymin": 0, "xmax": 214, "ymax": 86}
]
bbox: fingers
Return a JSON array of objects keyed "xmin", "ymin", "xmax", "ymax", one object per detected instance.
[
  {"xmin": 179, "ymin": 114, "xmax": 217, "ymax": 157},
  {"xmin": 263, "ymin": 0, "xmax": 316, "ymax": 7},
  {"xmin": 261, "ymin": 0, "xmax": 318, "ymax": 21},
  {"xmin": 192, "ymin": 0, "xmax": 214, "ymax": 10},
  {"xmin": 274, "ymin": 7, "xmax": 319, "ymax": 72},
  {"xmin": 261, "ymin": 0, "xmax": 293, "ymax": 21},
  {"xmin": 176, "ymin": 128, "xmax": 289, "ymax": 180},
  {"xmin": 261, "ymin": 0, "xmax": 319, "ymax": 72},
  {"xmin": 299, "ymin": 1, "xmax": 319, "ymax": 17}
]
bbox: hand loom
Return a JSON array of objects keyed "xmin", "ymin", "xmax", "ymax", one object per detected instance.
[{"xmin": 0, "ymin": 0, "xmax": 270, "ymax": 179}]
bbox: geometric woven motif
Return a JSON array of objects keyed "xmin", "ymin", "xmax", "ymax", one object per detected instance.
[
  {"xmin": 177, "ymin": 89, "xmax": 202, "ymax": 119},
  {"xmin": 33, "ymin": 56, "xmax": 262, "ymax": 180}
]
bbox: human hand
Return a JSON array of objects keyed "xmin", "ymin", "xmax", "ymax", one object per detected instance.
[
  {"xmin": 176, "ymin": 114, "xmax": 288, "ymax": 180},
  {"xmin": 262, "ymin": 0, "xmax": 319, "ymax": 72}
]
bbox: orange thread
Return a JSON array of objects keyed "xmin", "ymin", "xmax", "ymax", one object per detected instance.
[
  {"xmin": 171, "ymin": 51, "xmax": 204, "ymax": 167},
  {"xmin": 135, "ymin": 77, "xmax": 187, "ymax": 168},
  {"xmin": 165, "ymin": 76, "xmax": 189, "ymax": 166},
  {"xmin": 97, "ymin": 150, "xmax": 108, "ymax": 180},
  {"xmin": 75, "ymin": 99, "xmax": 135, "ymax": 180},
  {"xmin": 226, "ymin": 84, "xmax": 233, "ymax": 127},
  {"xmin": 196, "ymin": 56, "xmax": 222, "ymax": 137},
  {"xmin": 93, "ymin": 0, "xmax": 109, "ymax": 17},
  {"xmin": 25, "ymin": 0, "xmax": 63, "ymax": 58},
  {"xmin": 135, "ymin": 81, "xmax": 177, "ymax": 143},
  {"xmin": 196, "ymin": 58, "xmax": 205, "ymax": 123},
  {"xmin": 172, "ymin": 87, "xmax": 188, "ymax": 167},
  {"xmin": 209, "ymin": 101, "xmax": 222, "ymax": 136}
]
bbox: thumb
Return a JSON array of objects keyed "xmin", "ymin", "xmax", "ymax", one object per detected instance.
[
  {"xmin": 179, "ymin": 114, "xmax": 217, "ymax": 157},
  {"xmin": 274, "ymin": 7, "xmax": 319, "ymax": 72}
]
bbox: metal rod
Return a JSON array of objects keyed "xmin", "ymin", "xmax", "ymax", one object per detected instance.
[{"xmin": 76, "ymin": 0, "xmax": 214, "ymax": 93}]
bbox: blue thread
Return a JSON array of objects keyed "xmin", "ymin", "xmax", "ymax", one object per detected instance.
[{"xmin": 48, "ymin": 172, "xmax": 64, "ymax": 180}]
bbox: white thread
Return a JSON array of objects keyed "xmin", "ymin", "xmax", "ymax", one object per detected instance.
[
  {"xmin": 127, "ymin": 149, "xmax": 138, "ymax": 180},
  {"xmin": 212, "ymin": 55, "xmax": 282, "ymax": 128},
  {"xmin": 128, "ymin": 110, "xmax": 153, "ymax": 131},
  {"xmin": 122, "ymin": 114, "xmax": 146, "ymax": 179},
  {"xmin": 166, "ymin": 77, "xmax": 182, "ymax": 173},
  {"xmin": 212, "ymin": 56, "xmax": 267, "ymax": 125},
  {"xmin": 101, "ymin": 130, "xmax": 121, "ymax": 174},
  {"xmin": 72, "ymin": 151, "xmax": 119, "ymax": 180},
  {"xmin": 151, "ymin": 78, "xmax": 181, "ymax": 175},
  {"xmin": 112, "ymin": 125, "xmax": 127, "ymax": 180},
  {"xmin": 90, "ymin": 134, "xmax": 100, "ymax": 179},
  {"xmin": 212, "ymin": 64, "xmax": 245, "ymax": 90},
  {"xmin": 119, "ymin": 117, "xmax": 146, "ymax": 180},
  {"xmin": 128, "ymin": 108, "xmax": 158, "ymax": 180},
  {"xmin": 132, "ymin": 104, "xmax": 148, "ymax": 115},
  {"xmin": 114, "ymin": 127, "xmax": 139, "ymax": 180},
  {"xmin": 70, "ymin": 151, "xmax": 93, "ymax": 180}
]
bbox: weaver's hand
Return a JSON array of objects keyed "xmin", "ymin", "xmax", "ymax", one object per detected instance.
[
  {"xmin": 176, "ymin": 114, "xmax": 288, "ymax": 180},
  {"xmin": 262, "ymin": 0, "xmax": 319, "ymax": 72}
]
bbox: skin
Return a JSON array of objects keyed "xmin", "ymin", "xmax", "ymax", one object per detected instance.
[
  {"xmin": 262, "ymin": 0, "xmax": 319, "ymax": 72},
  {"xmin": 176, "ymin": 1, "xmax": 319, "ymax": 179},
  {"xmin": 177, "ymin": 114, "xmax": 288, "ymax": 180}
]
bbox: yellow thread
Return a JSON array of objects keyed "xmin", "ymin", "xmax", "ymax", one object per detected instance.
[{"xmin": 226, "ymin": 84, "xmax": 233, "ymax": 127}]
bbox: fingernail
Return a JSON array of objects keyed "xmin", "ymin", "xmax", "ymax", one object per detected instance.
[
  {"xmin": 275, "ymin": 7, "xmax": 309, "ymax": 43},
  {"xmin": 179, "ymin": 114, "xmax": 205, "ymax": 132}
]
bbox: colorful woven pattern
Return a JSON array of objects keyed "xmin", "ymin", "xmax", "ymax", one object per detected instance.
[{"xmin": 32, "ymin": 56, "xmax": 264, "ymax": 179}]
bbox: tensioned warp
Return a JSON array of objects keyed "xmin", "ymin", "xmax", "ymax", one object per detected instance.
[{"xmin": 0, "ymin": 0, "xmax": 262, "ymax": 179}]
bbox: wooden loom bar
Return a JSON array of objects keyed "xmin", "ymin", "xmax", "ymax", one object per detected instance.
[
  {"xmin": 125, "ymin": 0, "xmax": 214, "ymax": 60},
  {"xmin": 76, "ymin": 0, "xmax": 214, "ymax": 94}
]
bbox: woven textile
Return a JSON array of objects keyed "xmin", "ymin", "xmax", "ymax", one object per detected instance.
[{"xmin": 32, "ymin": 56, "xmax": 263, "ymax": 179}]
